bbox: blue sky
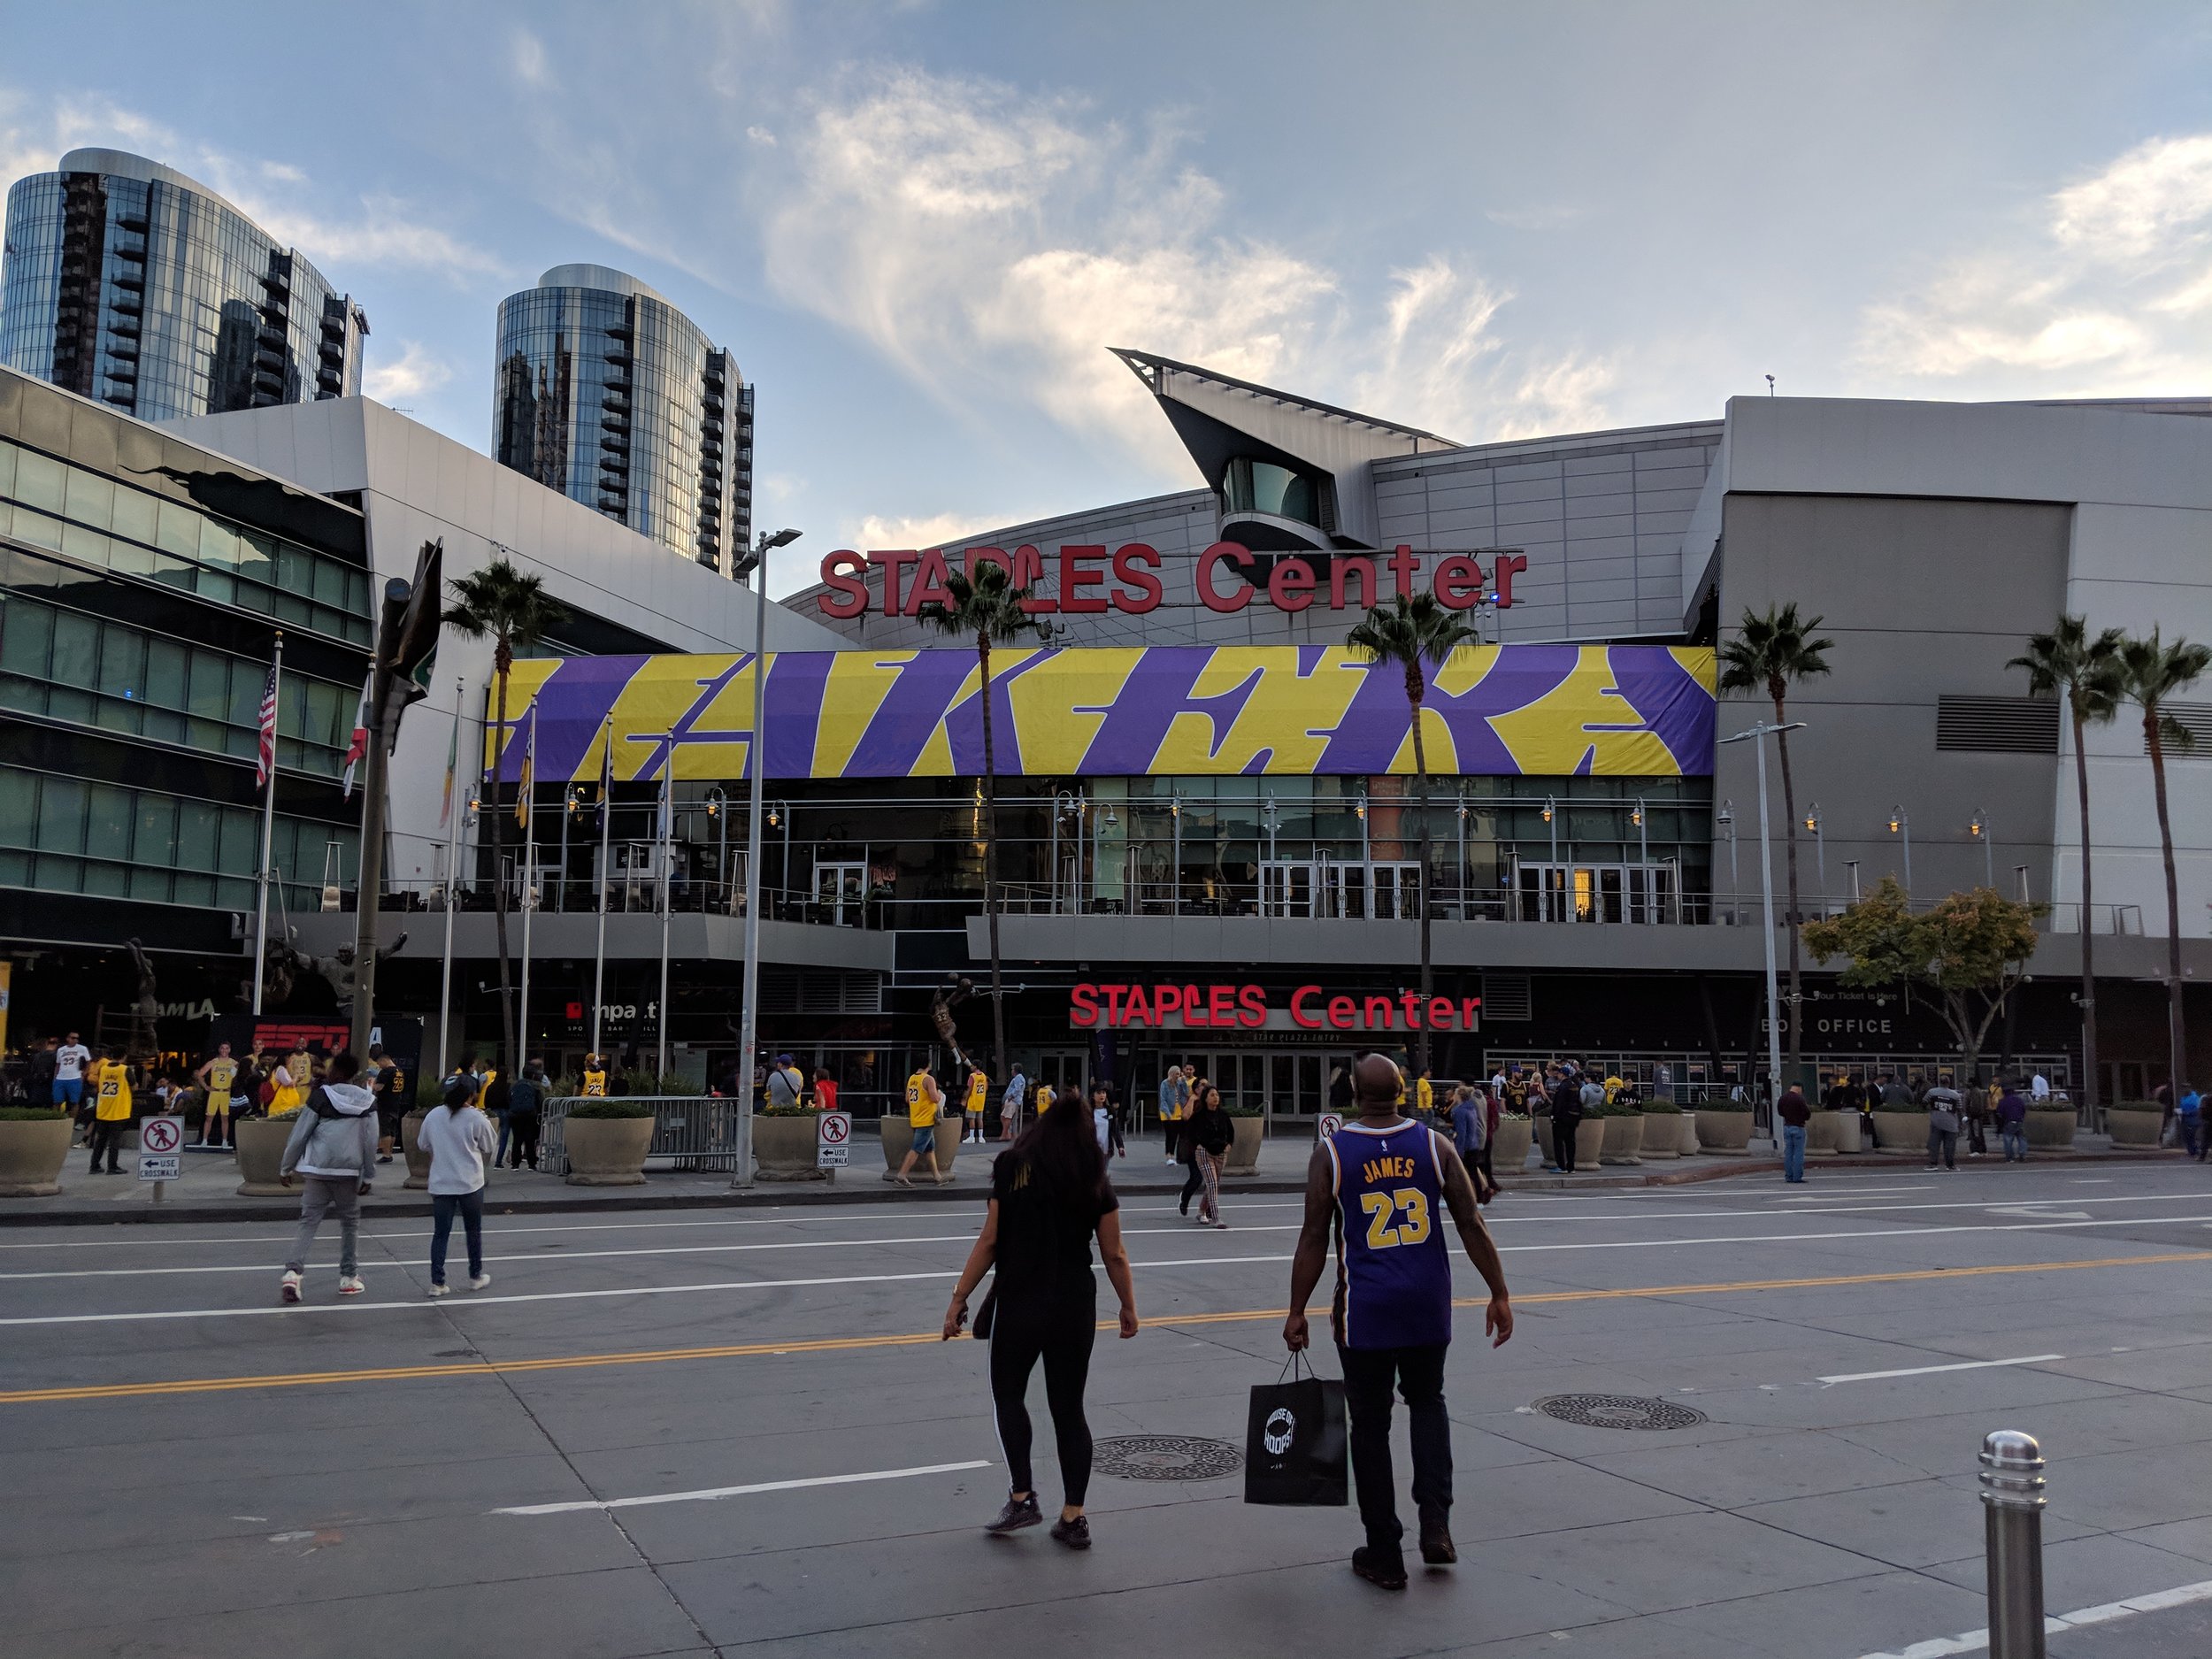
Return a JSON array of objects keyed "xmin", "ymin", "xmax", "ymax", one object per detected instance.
[{"xmin": 4, "ymin": 1, "xmax": 2212, "ymax": 592}]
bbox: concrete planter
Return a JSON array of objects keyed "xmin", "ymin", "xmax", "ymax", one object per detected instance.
[
  {"xmin": 0, "ymin": 1117, "xmax": 73, "ymax": 1196},
  {"xmin": 234, "ymin": 1117, "xmax": 296, "ymax": 1195},
  {"xmin": 1224, "ymin": 1117, "xmax": 1263, "ymax": 1176},
  {"xmin": 1675, "ymin": 1112, "xmax": 1701, "ymax": 1156},
  {"xmin": 753, "ymin": 1112, "xmax": 828, "ymax": 1182},
  {"xmin": 1829, "ymin": 1111, "xmax": 1863, "ymax": 1154},
  {"xmin": 1535, "ymin": 1117, "xmax": 1555, "ymax": 1165},
  {"xmin": 2106, "ymin": 1108, "xmax": 2163, "ymax": 1148},
  {"xmin": 401, "ymin": 1110, "xmax": 432, "ymax": 1190},
  {"xmin": 1571, "ymin": 1118, "xmax": 1605, "ymax": 1168},
  {"xmin": 564, "ymin": 1116, "xmax": 655, "ymax": 1185},
  {"xmin": 1599, "ymin": 1113, "xmax": 1646, "ymax": 1165},
  {"xmin": 1493, "ymin": 1118, "xmax": 1532, "ymax": 1171},
  {"xmin": 879, "ymin": 1114, "xmax": 960, "ymax": 1183},
  {"xmin": 1870, "ymin": 1113, "xmax": 1924, "ymax": 1153},
  {"xmin": 2026, "ymin": 1111, "xmax": 2078, "ymax": 1149},
  {"xmin": 1694, "ymin": 1110, "xmax": 1754, "ymax": 1152},
  {"xmin": 1638, "ymin": 1111, "xmax": 1682, "ymax": 1159}
]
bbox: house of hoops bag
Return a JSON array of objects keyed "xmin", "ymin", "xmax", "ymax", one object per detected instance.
[{"xmin": 1243, "ymin": 1352, "xmax": 1347, "ymax": 1507}]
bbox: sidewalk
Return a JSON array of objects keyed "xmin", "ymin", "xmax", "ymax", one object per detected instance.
[{"xmin": 1, "ymin": 1132, "xmax": 2181, "ymax": 1227}]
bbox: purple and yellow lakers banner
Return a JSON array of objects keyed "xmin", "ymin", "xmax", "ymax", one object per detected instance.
[{"xmin": 492, "ymin": 645, "xmax": 1716, "ymax": 781}]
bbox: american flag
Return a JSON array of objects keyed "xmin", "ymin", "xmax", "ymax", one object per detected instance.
[
  {"xmin": 254, "ymin": 663, "xmax": 280, "ymax": 788},
  {"xmin": 339, "ymin": 672, "xmax": 372, "ymax": 799}
]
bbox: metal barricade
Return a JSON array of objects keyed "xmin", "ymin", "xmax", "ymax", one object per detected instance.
[{"xmin": 540, "ymin": 1096, "xmax": 749, "ymax": 1172}]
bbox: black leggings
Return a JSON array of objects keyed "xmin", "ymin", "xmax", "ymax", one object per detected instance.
[
  {"xmin": 989, "ymin": 1287, "xmax": 1097, "ymax": 1508},
  {"xmin": 1178, "ymin": 1156, "xmax": 1204, "ymax": 1211}
]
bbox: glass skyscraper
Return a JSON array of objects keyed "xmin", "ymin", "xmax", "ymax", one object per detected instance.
[
  {"xmin": 494, "ymin": 264, "xmax": 751, "ymax": 576},
  {"xmin": 0, "ymin": 149, "xmax": 367, "ymax": 423}
]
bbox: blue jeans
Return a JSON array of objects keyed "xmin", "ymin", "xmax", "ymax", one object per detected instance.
[
  {"xmin": 1781, "ymin": 1123, "xmax": 1807, "ymax": 1182},
  {"xmin": 2183, "ymin": 1115, "xmax": 2205, "ymax": 1159},
  {"xmin": 492, "ymin": 1110, "xmax": 511, "ymax": 1166},
  {"xmin": 431, "ymin": 1189, "xmax": 485, "ymax": 1284},
  {"xmin": 2001, "ymin": 1125, "xmax": 2027, "ymax": 1161}
]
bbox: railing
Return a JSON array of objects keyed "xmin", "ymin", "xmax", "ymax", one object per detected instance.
[{"xmin": 540, "ymin": 1095, "xmax": 748, "ymax": 1172}]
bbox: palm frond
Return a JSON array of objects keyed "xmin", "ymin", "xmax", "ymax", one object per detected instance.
[{"xmin": 1717, "ymin": 602, "xmax": 1832, "ymax": 698}]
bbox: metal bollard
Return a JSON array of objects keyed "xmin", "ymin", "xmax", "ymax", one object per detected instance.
[{"xmin": 1980, "ymin": 1429, "xmax": 2047, "ymax": 1659}]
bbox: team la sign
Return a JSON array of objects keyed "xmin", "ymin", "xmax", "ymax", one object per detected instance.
[
  {"xmin": 1070, "ymin": 981, "xmax": 1482, "ymax": 1033},
  {"xmin": 816, "ymin": 542, "xmax": 1529, "ymax": 621}
]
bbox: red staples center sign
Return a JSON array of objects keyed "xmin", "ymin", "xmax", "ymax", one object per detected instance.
[
  {"xmin": 1071, "ymin": 982, "xmax": 1481, "ymax": 1033},
  {"xmin": 814, "ymin": 542, "xmax": 1529, "ymax": 620}
]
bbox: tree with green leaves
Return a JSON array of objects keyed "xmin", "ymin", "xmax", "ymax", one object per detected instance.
[
  {"xmin": 2118, "ymin": 628, "xmax": 2211, "ymax": 1111},
  {"xmin": 1347, "ymin": 592, "xmax": 1481, "ymax": 1078},
  {"xmin": 918, "ymin": 560, "xmax": 1052, "ymax": 1087},
  {"xmin": 444, "ymin": 557, "xmax": 567, "ymax": 1078},
  {"xmin": 1718, "ymin": 603, "xmax": 1833, "ymax": 1084},
  {"xmin": 1803, "ymin": 878, "xmax": 2045, "ymax": 1089},
  {"xmin": 2009, "ymin": 618, "xmax": 2124, "ymax": 1112}
]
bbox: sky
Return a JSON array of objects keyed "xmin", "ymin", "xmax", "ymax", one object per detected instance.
[{"xmin": 4, "ymin": 1, "xmax": 2211, "ymax": 594}]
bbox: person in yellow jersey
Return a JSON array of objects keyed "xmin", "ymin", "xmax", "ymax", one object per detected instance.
[
  {"xmin": 269, "ymin": 1048, "xmax": 311, "ymax": 1117},
  {"xmin": 964, "ymin": 1063, "xmax": 989, "ymax": 1144},
  {"xmin": 581, "ymin": 1055, "xmax": 608, "ymax": 1097},
  {"xmin": 195, "ymin": 1041, "xmax": 241, "ymax": 1148},
  {"xmin": 87, "ymin": 1046, "xmax": 134, "ymax": 1174},
  {"xmin": 1416, "ymin": 1067, "xmax": 1436, "ymax": 1119},
  {"xmin": 896, "ymin": 1063, "xmax": 947, "ymax": 1187}
]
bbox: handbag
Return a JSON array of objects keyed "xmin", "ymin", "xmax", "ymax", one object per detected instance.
[{"xmin": 1243, "ymin": 1351, "xmax": 1348, "ymax": 1507}]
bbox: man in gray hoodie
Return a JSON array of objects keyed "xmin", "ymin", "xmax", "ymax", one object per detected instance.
[{"xmin": 278, "ymin": 1051, "xmax": 380, "ymax": 1302}]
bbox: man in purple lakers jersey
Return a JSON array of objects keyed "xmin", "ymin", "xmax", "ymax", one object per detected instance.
[{"xmin": 1286, "ymin": 1053, "xmax": 1512, "ymax": 1590}]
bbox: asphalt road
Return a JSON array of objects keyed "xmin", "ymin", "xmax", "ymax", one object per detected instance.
[{"xmin": 4, "ymin": 1159, "xmax": 2211, "ymax": 1658}]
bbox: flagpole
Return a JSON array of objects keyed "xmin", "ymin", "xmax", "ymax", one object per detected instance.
[
  {"xmin": 438, "ymin": 680, "xmax": 463, "ymax": 1075},
  {"xmin": 591, "ymin": 715, "xmax": 612, "ymax": 1060},
  {"xmin": 252, "ymin": 632, "xmax": 284, "ymax": 1017},
  {"xmin": 518, "ymin": 705, "xmax": 536, "ymax": 1078},
  {"xmin": 657, "ymin": 735, "xmax": 673, "ymax": 1079}
]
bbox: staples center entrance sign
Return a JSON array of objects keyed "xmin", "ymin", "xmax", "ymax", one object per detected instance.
[
  {"xmin": 1071, "ymin": 982, "xmax": 1481, "ymax": 1033},
  {"xmin": 815, "ymin": 542, "xmax": 1529, "ymax": 620}
]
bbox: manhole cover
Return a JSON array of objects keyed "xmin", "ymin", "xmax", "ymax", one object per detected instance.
[
  {"xmin": 1091, "ymin": 1435, "xmax": 1245, "ymax": 1481},
  {"xmin": 1533, "ymin": 1394, "xmax": 1709, "ymax": 1431}
]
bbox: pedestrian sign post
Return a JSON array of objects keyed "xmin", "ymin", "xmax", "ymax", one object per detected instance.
[
  {"xmin": 138, "ymin": 1114, "xmax": 185, "ymax": 1198},
  {"xmin": 817, "ymin": 1110, "xmax": 851, "ymax": 1171},
  {"xmin": 1317, "ymin": 1113, "xmax": 1344, "ymax": 1140}
]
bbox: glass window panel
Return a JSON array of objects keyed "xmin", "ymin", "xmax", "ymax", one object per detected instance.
[
  {"xmin": 144, "ymin": 639, "xmax": 187, "ymax": 708},
  {"xmin": 110, "ymin": 485, "xmax": 158, "ymax": 546},
  {"xmin": 188, "ymin": 651, "xmax": 228, "ymax": 718},
  {"xmin": 84, "ymin": 785, "xmax": 132, "ymax": 860},
  {"xmin": 171, "ymin": 872, "xmax": 213, "ymax": 907},
  {"xmin": 175, "ymin": 803, "xmax": 219, "ymax": 870},
  {"xmin": 45, "ymin": 686, "xmax": 92, "ymax": 724},
  {"xmin": 49, "ymin": 611, "xmax": 97, "ymax": 687},
  {"xmin": 63, "ymin": 467, "xmax": 113, "ymax": 529},
  {"xmin": 218, "ymin": 807, "xmax": 257, "ymax": 875},
  {"xmin": 0, "ymin": 673, "xmax": 44, "ymax": 715},
  {"xmin": 198, "ymin": 515, "xmax": 241, "ymax": 571},
  {"xmin": 236, "ymin": 532, "xmax": 275, "ymax": 586},
  {"xmin": 142, "ymin": 708, "xmax": 184, "ymax": 744},
  {"xmin": 229, "ymin": 664, "xmax": 260, "ymax": 728},
  {"xmin": 35, "ymin": 853, "xmax": 83, "ymax": 893},
  {"xmin": 129, "ymin": 862, "xmax": 169, "ymax": 901},
  {"xmin": 215, "ymin": 875, "xmax": 253, "ymax": 910},
  {"xmin": 134, "ymin": 795, "xmax": 176, "ymax": 865},
  {"xmin": 311, "ymin": 557, "xmax": 345, "ymax": 607},
  {"xmin": 155, "ymin": 499, "xmax": 200, "ymax": 559},
  {"xmin": 62, "ymin": 519, "xmax": 112, "ymax": 565},
  {"xmin": 273, "ymin": 544, "xmax": 308, "ymax": 594},
  {"xmin": 98, "ymin": 625, "xmax": 143, "ymax": 698},
  {"xmin": 196, "ymin": 569, "xmax": 234, "ymax": 605},
  {"xmin": 36, "ymin": 777, "xmax": 84, "ymax": 852},
  {"xmin": 0, "ymin": 849, "xmax": 27, "ymax": 887},
  {"xmin": 94, "ymin": 695, "xmax": 139, "ymax": 735},
  {"xmin": 13, "ymin": 449, "xmax": 65, "ymax": 513},
  {"xmin": 0, "ymin": 773, "xmax": 34, "ymax": 847},
  {"xmin": 13, "ymin": 505, "xmax": 62, "ymax": 552},
  {"xmin": 1, "ymin": 599, "xmax": 51, "ymax": 675},
  {"xmin": 0, "ymin": 443, "xmax": 15, "ymax": 497},
  {"xmin": 82, "ymin": 858, "xmax": 127, "ymax": 897}
]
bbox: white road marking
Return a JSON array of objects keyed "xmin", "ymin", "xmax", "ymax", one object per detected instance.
[
  {"xmin": 1818, "ymin": 1354, "xmax": 2065, "ymax": 1385},
  {"xmin": 494, "ymin": 1459, "xmax": 991, "ymax": 1516},
  {"xmin": 1855, "ymin": 1575, "xmax": 2212, "ymax": 1658}
]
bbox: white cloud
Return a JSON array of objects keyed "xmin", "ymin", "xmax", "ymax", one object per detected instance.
[
  {"xmin": 1859, "ymin": 130, "xmax": 2212, "ymax": 392},
  {"xmin": 761, "ymin": 67, "xmax": 1606, "ymax": 475},
  {"xmin": 243, "ymin": 191, "xmax": 509, "ymax": 283},
  {"xmin": 850, "ymin": 510, "xmax": 1002, "ymax": 549},
  {"xmin": 511, "ymin": 28, "xmax": 553, "ymax": 88},
  {"xmin": 745, "ymin": 125, "xmax": 778, "ymax": 147},
  {"xmin": 363, "ymin": 342, "xmax": 453, "ymax": 405}
]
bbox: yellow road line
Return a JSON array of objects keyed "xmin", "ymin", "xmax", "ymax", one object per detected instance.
[{"xmin": 5, "ymin": 1249, "xmax": 2202, "ymax": 1406}]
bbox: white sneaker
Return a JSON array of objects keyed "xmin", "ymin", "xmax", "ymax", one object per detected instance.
[
  {"xmin": 337, "ymin": 1275, "xmax": 365, "ymax": 1296},
  {"xmin": 280, "ymin": 1270, "xmax": 303, "ymax": 1304},
  {"xmin": 468, "ymin": 1272, "xmax": 493, "ymax": 1292},
  {"xmin": 426, "ymin": 1282, "xmax": 450, "ymax": 1298}
]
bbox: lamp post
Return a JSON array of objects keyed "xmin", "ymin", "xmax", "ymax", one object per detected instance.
[
  {"xmin": 561, "ymin": 783, "xmax": 589, "ymax": 913},
  {"xmin": 1542, "ymin": 794, "xmax": 1558, "ymax": 920},
  {"xmin": 436, "ymin": 680, "xmax": 469, "ymax": 1074},
  {"xmin": 1455, "ymin": 794, "xmax": 1470, "ymax": 917},
  {"xmin": 1095, "ymin": 803, "xmax": 1115, "ymax": 911},
  {"xmin": 1890, "ymin": 805, "xmax": 1913, "ymax": 895},
  {"xmin": 1717, "ymin": 797, "xmax": 1738, "ymax": 892},
  {"xmin": 1970, "ymin": 808, "xmax": 1993, "ymax": 890},
  {"xmin": 590, "ymin": 715, "xmax": 612, "ymax": 1061},
  {"xmin": 703, "ymin": 786, "xmax": 729, "ymax": 913},
  {"xmin": 655, "ymin": 737, "xmax": 674, "ymax": 1079},
  {"xmin": 767, "ymin": 801, "xmax": 791, "ymax": 916},
  {"xmin": 1632, "ymin": 797, "xmax": 1649, "ymax": 921},
  {"xmin": 1843, "ymin": 859, "xmax": 1862, "ymax": 902},
  {"xmin": 1804, "ymin": 802, "xmax": 1824, "ymax": 908},
  {"xmin": 1169, "ymin": 789, "xmax": 1183, "ymax": 914},
  {"xmin": 1719, "ymin": 719, "xmax": 1807, "ymax": 1118},
  {"xmin": 1052, "ymin": 788, "xmax": 1085, "ymax": 913},
  {"xmin": 732, "ymin": 527, "xmax": 802, "ymax": 1190}
]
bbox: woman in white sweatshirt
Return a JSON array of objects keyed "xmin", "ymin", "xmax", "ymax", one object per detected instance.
[
  {"xmin": 277, "ymin": 1051, "xmax": 380, "ymax": 1302},
  {"xmin": 419, "ymin": 1077, "xmax": 498, "ymax": 1296}
]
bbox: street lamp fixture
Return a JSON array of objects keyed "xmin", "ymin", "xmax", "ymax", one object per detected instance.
[
  {"xmin": 1804, "ymin": 801, "xmax": 1824, "ymax": 902},
  {"xmin": 1970, "ymin": 808, "xmax": 1993, "ymax": 888},
  {"xmin": 1890, "ymin": 805, "xmax": 1912, "ymax": 895}
]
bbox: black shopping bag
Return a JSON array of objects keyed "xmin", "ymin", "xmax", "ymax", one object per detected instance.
[{"xmin": 1244, "ymin": 1353, "xmax": 1348, "ymax": 1507}]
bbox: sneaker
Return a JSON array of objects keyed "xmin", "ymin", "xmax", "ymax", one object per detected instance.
[
  {"xmin": 377, "ymin": 1155, "xmax": 394, "ymax": 1164},
  {"xmin": 984, "ymin": 1494, "xmax": 1042, "ymax": 1534},
  {"xmin": 468, "ymin": 1272, "xmax": 492, "ymax": 1292},
  {"xmin": 337, "ymin": 1275, "xmax": 365, "ymax": 1296},
  {"xmin": 1213, "ymin": 1220, "xmax": 1230, "ymax": 1231},
  {"xmin": 426, "ymin": 1282, "xmax": 450, "ymax": 1298},
  {"xmin": 280, "ymin": 1271, "xmax": 303, "ymax": 1304},
  {"xmin": 1049, "ymin": 1514, "xmax": 1092, "ymax": 1550},
  {"xmin": 1352, "ymin": 1546, "xmax": 1408, "ymax": 1590},
  {"xmin": 1419, "ymin": 1525, "xmax": 1457, "ymax": 1565}
]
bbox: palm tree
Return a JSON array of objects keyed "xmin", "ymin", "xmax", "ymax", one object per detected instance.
[
  {"xmin": 918, "ymin": 561, "xmax": 1051, "ymax": 1087},
  {"xmin": 1717, "ymin": 603, "xmax": 1834, "ymax": 1086},
  {"xmin": 1347, "ymin": 592, "xmax": 1480, "ymax": 1078},
  {"xmin": 2117, "ymin": 628, "xmax": 2210, "ymax": 1114},
  {"xmin": 2010, "ymin": 618, "xmax": 2125, "ymax": 1115},
  {"xmin": 444, "ymin": 557, "xmax": 567, "ymax": 1078}
]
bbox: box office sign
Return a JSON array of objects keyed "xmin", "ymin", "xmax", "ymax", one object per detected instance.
[{"xmin": 1070, "ymin": 982, "xmax": 1480, "ymax": 1033}]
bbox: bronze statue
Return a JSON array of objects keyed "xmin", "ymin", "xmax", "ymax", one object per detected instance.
[
  {"xmin": 930, "ymin": 974, "xmax": 975, "ymax": 1072},
  {"xmin": 299, "ymin": 933, "xmax": 410, "ymax": 1018}
]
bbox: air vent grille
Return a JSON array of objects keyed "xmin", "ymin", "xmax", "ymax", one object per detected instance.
[
  {"xmin": 1936, "ymin": 695, "xmax": 2059, "ymax": 755},
  {"xmin": 1479, "ymin": 973, "xmax": 1530, "ymax": 1022}
]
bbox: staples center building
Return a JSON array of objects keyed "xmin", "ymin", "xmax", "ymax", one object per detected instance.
[{"xmin": 354, "ymin": 353, "xmax": 2212, "ymax": 1119}]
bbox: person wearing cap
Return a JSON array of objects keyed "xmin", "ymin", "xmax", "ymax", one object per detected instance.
[
  {"xmin": 766, "ymin": 1054, "xmax": 805, "ymax": 1110},
  {"xmin": 581, "ymin": 1055, "xmax": 608, "ymax": 1097}
]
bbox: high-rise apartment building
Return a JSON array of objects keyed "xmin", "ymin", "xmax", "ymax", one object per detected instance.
[
  {"xmin": 0, "ymin": 149, "xmax": 367, "ymax": 422},
  {"xmin": 494, "ymin": 264, "xmax": 751, "ymax": 575}
]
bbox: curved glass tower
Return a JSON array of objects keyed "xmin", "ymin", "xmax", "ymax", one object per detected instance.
[
  {"xmin": 494, "ymin": 264, "xmax": 751, "ymax": 576},
  {"xmin": 0, "ymin": 149, "xmax": 366, "ymax": 421}
]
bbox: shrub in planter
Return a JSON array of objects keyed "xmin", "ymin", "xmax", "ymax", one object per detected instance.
[
  {"xmin": 1638, "ymin": 1098, "xmax": 1681, "ymax": 1159},
  {"xmin": 2105, "ymin": 1101, "xmax": 2164, "ymax": 1147},
  {"xmin": 0, "ymin": 1106, "xmax": 73, "ymax": 1196},
  {"xmin": 2025, "ymin": 1101, "xmax": 2078, "ymax": 1149},
  {"xmin": 1595, "ymin": 1103, "xmax": 1645, "ymax": 1164},
  {"xmin": 1694, "ymin": 1103, "xmax": 1754, "ymax": 1153},
  {"xmin": 565, "ymin": 1100, "xmax": 656, "ymax": 1186},
  {"xmin": 1868, "ymin": 1101, "xmax": 1926, "ymax": 1153},
  {"xmin": 1493, "ymin": 1115, "xmax": 1533, "ymax": 1171},
  {"xmin": 753, "ymin": 1106, "xmax": 828, "ymax": 1183}
]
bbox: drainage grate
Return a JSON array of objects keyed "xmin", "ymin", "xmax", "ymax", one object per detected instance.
[
  {"xmin": 1533, "ymin": 1394, "xmax": 1709, "ymax": 1431},
  {"xmin": 1091, "ymin": 1435, "xmax": 1245, "ymax": 1481}
]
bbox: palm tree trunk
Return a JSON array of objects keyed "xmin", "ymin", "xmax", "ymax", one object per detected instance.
[
  {"xmin": 2147, "ymin": 710, "xmax": 2185, "ymax": 1117},
  {"xmin": 1409, "ymin": 680, "xmax": 1434, "ymax": 1078},
  {"xmin": 1773, "ymin": 694, "xmax": 1803, "ymax": 1082},
  {"xmin": 489, "ymin": 657, "xmax": 517, "ymax": 1077},
  {"xmin": 978, "ymin": 632, "xmax": 1007, "ymax": 1087},
  {"xmin": 2073, "ymin": 702, "xmax": 2099, "ymax": 1114}
]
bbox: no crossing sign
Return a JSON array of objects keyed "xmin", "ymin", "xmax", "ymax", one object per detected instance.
[
  {"xmin": 138, "ymin": 1114, "xmax": 184, "ymax": 1182},
  {"xmin": 816, "ymin": 1110, "xmax": 852, "ymax": 1168},
  {"xmin": 1317, "ymin": 1112, "xmax": 1344, "ymax": 1140}
]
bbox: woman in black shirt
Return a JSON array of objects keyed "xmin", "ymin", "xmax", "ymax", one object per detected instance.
[{"xmin": 944, "ymin": 1087, "xmax": 1139, "ymax": 1549}]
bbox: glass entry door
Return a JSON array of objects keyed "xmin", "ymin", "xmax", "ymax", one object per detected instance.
[
  {"xmin": 1260, "ymin": 860, "xmax": 1318, "ymax": 917},
  {"xmin": 1515, "ymin": 860, "xmax": 1678, "ymax": 922}
]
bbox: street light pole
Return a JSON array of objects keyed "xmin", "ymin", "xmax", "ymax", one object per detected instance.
[
  {"xmin": 1805, "ymin": 802, "xmax": 1824, "ymax": 904},
  {"xmin": 656, "ymin": 738, "xmax": 673, "ymax": 1079},
  {"xmin": 1891, "ymin": 805, "xmax": 1913, "ymax": 895},
  {"xmin": 591, "ymin": 716, "xmax": 612, "ymax": 1061},
  {"xmin": 1720, "ymin": 719, "xmax": 1807, "ymax": 1120},
  {"xmin": 1971, "ymin": 808, "xmax": 1994, "ymax": 889},
  {"xmin": 733, "ymin": 528, "xmax": 801, "ymax": 1190}
]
